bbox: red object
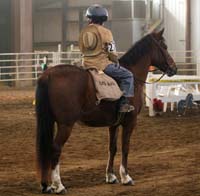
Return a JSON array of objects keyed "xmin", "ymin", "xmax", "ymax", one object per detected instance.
[{"xmin": 153, "ymin": 98, "xmax": 164, "ymax": 112}]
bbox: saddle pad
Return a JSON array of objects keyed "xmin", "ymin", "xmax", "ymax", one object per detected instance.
[{"xmin": 89, "ymin": 69, "xmax": 123, "ymax": 102}]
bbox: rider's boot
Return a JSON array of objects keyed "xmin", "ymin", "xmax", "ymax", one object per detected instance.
[{"xmin": 119, "ymin": 96, "xmax": 135, "ymax": 113}]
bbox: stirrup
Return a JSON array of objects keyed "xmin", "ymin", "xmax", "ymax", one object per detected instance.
[{"xmin": 119, "ymin": 104, "xmax": 135, "ymax": 113}]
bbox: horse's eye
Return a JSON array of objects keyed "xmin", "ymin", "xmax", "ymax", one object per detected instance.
[{"xmin": 160, "ymin": 41, "xmax": 167, "ymax": 50}]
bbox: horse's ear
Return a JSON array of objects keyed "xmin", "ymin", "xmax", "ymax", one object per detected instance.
[{"xmin": 157, "ymin": 28, "xmax": 165, "ymax": 37}]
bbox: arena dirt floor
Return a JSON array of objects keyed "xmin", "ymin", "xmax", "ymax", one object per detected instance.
[{"xmin": 0, "ymin": 88, "xmax": 200, "ymax": 196}]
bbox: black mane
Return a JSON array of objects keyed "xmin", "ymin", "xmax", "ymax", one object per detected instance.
[{"xmin": 119, "ymin": 34, "xmax": 153, "ymax": 66}]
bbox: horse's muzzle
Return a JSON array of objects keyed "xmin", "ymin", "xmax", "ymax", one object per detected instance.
[{"xmin": 166, "ymin": 66, "xmax": 177, "ymax": 77}]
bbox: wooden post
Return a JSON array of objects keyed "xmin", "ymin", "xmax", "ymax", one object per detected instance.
[
  {"xmin": 186, "ymin": 0, "xmax": 191, "ymax": 63},
  {"xmin": 11, "ymin": 0, "xmax": 33, "ymax": 87},
  {"xmin": 62, "ymin": 0, "xmax": 67, "ymax": 51}
]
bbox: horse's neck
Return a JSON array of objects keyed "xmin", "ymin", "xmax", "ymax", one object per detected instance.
[{"xmin": 128, "ymin": 58, "xmax": 151, "ymax": 83}]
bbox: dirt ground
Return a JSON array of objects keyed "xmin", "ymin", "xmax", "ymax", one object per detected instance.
[{"xmin": 0, "ymin": 89, "xmax": 200, "ymax": 196}]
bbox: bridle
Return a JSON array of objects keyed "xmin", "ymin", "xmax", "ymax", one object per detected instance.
[
  {"xmin": 134, "ymin": 34, "xmax": 172, "ymax": 85},
  {"xmin": 150, "ymin": 35, "xmax": 174, "ymax": 75}
]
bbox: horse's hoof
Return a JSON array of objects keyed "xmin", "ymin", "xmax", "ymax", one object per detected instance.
[
  {"xmin": 106, "ymin": 173, "xmax": 119, "ymax": 184},
  {"xmin": 106, "ymin": 178, "xmax": 119, "ymax": 184},
  {"xmin": 123, "ymin": 180, "xmax": 135, "ymax": 186},
  {"xmin": 42, "ymin": 186, "xmax": 53, "ymax": 194},
  {"xmin": 56, "ymin": 188, "xmax": 67, "ymax": 195}
]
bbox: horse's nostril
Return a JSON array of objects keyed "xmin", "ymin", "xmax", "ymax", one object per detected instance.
[
  {"xmin": 167, "ymin": 66, "xmax": 177, "ymax": 77},
  {"xmin": 173, "ymin": 67, "xmax": 177, "ymax": 74}
]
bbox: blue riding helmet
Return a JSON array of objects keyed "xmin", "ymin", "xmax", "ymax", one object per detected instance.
[{"xmin": 86, "ymin": 4, "xmax": 108, "ymax": 23}]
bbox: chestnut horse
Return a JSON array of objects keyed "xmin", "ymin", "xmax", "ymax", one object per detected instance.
[{"xmin": 36, "ymin": 29, "xmax": 177, "ymax": 194}]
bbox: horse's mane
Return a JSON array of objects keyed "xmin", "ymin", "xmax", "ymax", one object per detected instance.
[{"xmin": 119, "ymin": 34, "xmax": 153, "ymax": 66}]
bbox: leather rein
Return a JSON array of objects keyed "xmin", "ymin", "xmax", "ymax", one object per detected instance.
[{"xmin": 134, "ymin": 72, "xmax": 166, "ymax": 85}]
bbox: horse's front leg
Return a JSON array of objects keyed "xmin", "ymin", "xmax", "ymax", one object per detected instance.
[
  {"xmin": 106, "ymin": 126, "xmax": 119, "ymax": 184},
  {"xmin": 120, "ymin": 122, "xmax": 135, "ymax": 185}
]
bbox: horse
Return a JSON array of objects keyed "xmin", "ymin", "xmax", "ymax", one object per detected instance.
[{"xmin": 35, "ymin": 29, "xmax": 177, "ymax": 194}]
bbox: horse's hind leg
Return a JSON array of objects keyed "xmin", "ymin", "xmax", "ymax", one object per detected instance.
[
  {"xmin": 50, "ymin": 123, "xmax": 74, "ymax": 194},
  {"xmin": 106, "ymin": 126, "xmax": 119, "ymax": 184},
  {"xmin": 120, "ymin": 123, "xmax": 135, "ymax": 185}
]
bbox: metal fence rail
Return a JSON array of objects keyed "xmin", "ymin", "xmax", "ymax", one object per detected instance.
[
  {"xmin": 0, "ymin": 50, "xmax": 200, "ymax": 85},
  {"xmin": 170, "ymin": 50, "xmax": 200, "ymax": 76},
  {"xmin": 0, "ymin": 51, "xmax": 81, "ymax": 83}
]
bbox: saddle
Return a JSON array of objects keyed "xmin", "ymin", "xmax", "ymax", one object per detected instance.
[{"xmin": 88, "ymin": 69, "xmax": 123, "ymax": 103}]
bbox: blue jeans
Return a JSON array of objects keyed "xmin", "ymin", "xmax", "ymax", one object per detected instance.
[{"xmin": 104, "ymin": 64, "xmax": 134, "ymax": 97}]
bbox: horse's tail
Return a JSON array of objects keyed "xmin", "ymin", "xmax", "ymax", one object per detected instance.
[{"xmin": 35, "ymin": 76, "xmax": 54, "ymax": 182}]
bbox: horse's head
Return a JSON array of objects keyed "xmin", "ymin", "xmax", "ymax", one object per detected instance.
[{"xmin": 150, "ymin": 29, "xmax": 177, "ymax": 77}]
